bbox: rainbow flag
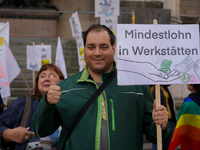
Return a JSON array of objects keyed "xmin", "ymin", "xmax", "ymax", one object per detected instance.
[{"xmin": 169, "ymin": 97, "xmax": 200, "ymax": 150}]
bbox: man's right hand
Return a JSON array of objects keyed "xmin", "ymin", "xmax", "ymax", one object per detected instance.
[{"xmin": 46, "ymin": 75, "xmax": 61, "ymax": 105}]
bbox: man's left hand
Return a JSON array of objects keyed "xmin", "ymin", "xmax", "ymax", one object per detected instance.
[{"xmin": 152, "ymin": 99, "xmax": 169, "ymax": 129}]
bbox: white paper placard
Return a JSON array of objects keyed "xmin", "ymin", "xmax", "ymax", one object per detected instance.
[
  {"xmin": 0, "ymin": 22, "xmax": 9, "ymax": 61},
  {"xmin": 95, "ymin": 0, "xmax": 119, "ymax": 17},
  {"xmin": 75, "ymin": 32, "xmax": 85, "ymax": 67},
  {"xmin": 100, "ymin": 16, "xmax": 118, "ymax": 36},
  {"xmin": 117, "ymin": 24, "xmax": 200, "ymax": 85},
  {"xmin": 69, "ymin": 12, "xmax": 82, "ymax": 37},
  {"xmin": 27, "ymin": 45, "xmax": 51, "ymax": 71}
]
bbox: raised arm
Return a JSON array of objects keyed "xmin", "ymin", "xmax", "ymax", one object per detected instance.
[{"xmin": 32, "ymin": 76, "xmax": 61, "ymax": 138}]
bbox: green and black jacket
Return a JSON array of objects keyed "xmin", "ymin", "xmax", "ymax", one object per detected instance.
[{"xmin": 32, "ymin": 63, "xmax": 171, "ymax": 150}]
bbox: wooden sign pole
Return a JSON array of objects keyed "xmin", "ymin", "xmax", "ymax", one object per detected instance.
[
  {"xmin": 153, "ymin": 19, "xmax": 162, "ymax": 150},
  {"xmin": 20, "ymin": 71, "xmax": 31, "ymax": 96},
  {"xmin": 156, "ymin": 84, "xmax": 162, "ymax": 150}
]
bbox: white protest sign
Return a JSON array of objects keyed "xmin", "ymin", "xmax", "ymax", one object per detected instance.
[
  {"xmin": 0, "ymin": 22, "xmax": 9, "ymax": 61},
  {"xmin": 100, "ymin": 16, "xmax": 118, "ymax": 36},
  {"xmin": 40, "ymin": 45, "xmax": 51, "ymax": 66},
  {"xmin": 0, "ymin": 22, "xmax": 9, "ymax": 45},
  {"xmin": 117, "ymin": 24, "xmax": 200, "ymax": 85},
  {"xmin": 69, "ymin": 12, "xmax": 82, "ymax": 37},
  {"xmin": 27, "ymin": 45, "xmax": 51, "ymax": 71},
  {"xmin": 0, "ymin": 41, "xmax": 20, "ymax": 103},
  {"xmin": 75, "ymin": 32, "xmax": 85, "ymax": 69},
  {"xmin": 95, "ymin": 0, "xmax": 119, "ymax": 17}
]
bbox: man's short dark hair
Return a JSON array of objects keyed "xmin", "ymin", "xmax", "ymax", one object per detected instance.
[
  {"xmin": 82, "ymin": 24, "xmax": 116, "ymax": 47},
  {"xmin": 191, "ymin": 84, "xmax": 200, "ymax": 92}
]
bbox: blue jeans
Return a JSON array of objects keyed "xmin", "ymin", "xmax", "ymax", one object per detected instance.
[{"xmin": 152, "ymin": 121, "xmax": 176, "ymax": 150}]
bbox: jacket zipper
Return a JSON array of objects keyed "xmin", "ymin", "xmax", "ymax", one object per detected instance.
[
  {"xmin": 110, "ymin": 99, "xmax": 115, "ymax": 131},
  {"xmin": 95, "ymin": 86, "xmax": 102, "ymax": 150}
]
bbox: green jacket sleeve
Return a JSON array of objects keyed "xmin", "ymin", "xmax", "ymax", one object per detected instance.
[{"xmin": 32, "ymin": 93, "xmax": 60, "ymax": 138}]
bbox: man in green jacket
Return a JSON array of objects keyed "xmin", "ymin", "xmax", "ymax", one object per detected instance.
[{"xmin": 32, "ymin": 24, "xmax": 171, "ymax": 150}]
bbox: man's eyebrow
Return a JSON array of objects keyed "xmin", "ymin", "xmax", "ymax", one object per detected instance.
[
  {"xmin": 86, "ymin": 43, "xmax": 109, "ymax": 47},
  {"xmin": 86, "ymin": 43, "xmax": 95, "ymax": 46},
  {"xmin": 100, "ymin": 43, "xmax": 109, "ymax": 46}
]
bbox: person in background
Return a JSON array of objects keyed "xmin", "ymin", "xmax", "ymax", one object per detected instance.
[
  {"xmin": 0, "ymin": 64, "xmax": 64, "ymax": 150},
  {"xmin": 169, "ymin": 84, "xmax": 200, "ymax": 150},
  {"xmin": 150, "ymin": 85, "xmax": 177, "ymax": 150},
  {"xmin": 0, "ymin": 94, "xmax": 4, "ymax": 115},
  {"xmin": 32, "ymin": 24, "xmax": 171, "ymax": 150}
]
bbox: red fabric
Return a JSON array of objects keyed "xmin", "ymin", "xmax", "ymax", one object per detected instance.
[{"xmin": 169, "ymin": 134, "xmax": 200, "ymax": 150}]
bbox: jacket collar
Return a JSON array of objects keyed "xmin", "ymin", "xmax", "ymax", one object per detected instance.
[{"xmin": 77, "ymin": 62, "xmax": 116, "ymax": 83}]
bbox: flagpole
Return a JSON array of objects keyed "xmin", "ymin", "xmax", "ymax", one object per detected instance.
[
  {"xmin": 153, "ymin": 19, "xmax": 162, "ymax": 150},
  {"xmin": 20, "ymin": 71, "xmax": 31, "ymax": 96}
]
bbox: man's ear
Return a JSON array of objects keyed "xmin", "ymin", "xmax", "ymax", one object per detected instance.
[{"xmin": 112, "ymin": 45, "xmax": 115, "ymax": 55}]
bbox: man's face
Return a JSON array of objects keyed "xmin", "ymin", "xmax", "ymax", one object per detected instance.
[{"xmin": 84, "ymin": 30, "xmax": 115, "ymax": 74}]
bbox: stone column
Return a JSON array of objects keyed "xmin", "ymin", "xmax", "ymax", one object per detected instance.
[{"xmin": 163, "ymin": 0, "xmax": 182, "ymax": 24}]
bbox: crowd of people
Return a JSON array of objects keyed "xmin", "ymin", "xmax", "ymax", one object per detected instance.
[{"xmin": 0, "ymin": 24, "xmax": 199, "ymax": 150}]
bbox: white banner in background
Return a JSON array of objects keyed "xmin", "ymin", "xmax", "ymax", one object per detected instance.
[
  {"xmin": 0, "ymin": 22, "xmax": 9, "ymax": 61},
  {"xmin": 75, "ymin": 32, "xmax": 85, "ymax": 70},
  {"xmin": 69, "ymin": 12, "xmax": 82, "ymax": 37},
  {"xmin": 0, "ymin": 41, "xmax": 20, "ymax": 104},
  {"xmin": 100, "ymin": 16, "xmax": 118, "ymax": 36},
  {"xmin": 117, "ymin": 24, "xmax": 200, "ymax": 85},
  {"xmin": 55, "ymin": 37, "xmax": 67, "ymax": 79},
  {"xmin": 0, "ymin": 22, "xmax": 9, "ymax": 45},
  {"xmin": 95, "ymin": 0, "xmax": 120, "ymax": 17},
  {"xmin": 27, "ymin": 45, "xmax": 51, "ymax": 71}
]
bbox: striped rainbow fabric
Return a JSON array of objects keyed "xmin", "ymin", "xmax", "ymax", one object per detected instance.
[{"xmin": 169, "ymin": 98, "xmax": 200, "ymax": 150}]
